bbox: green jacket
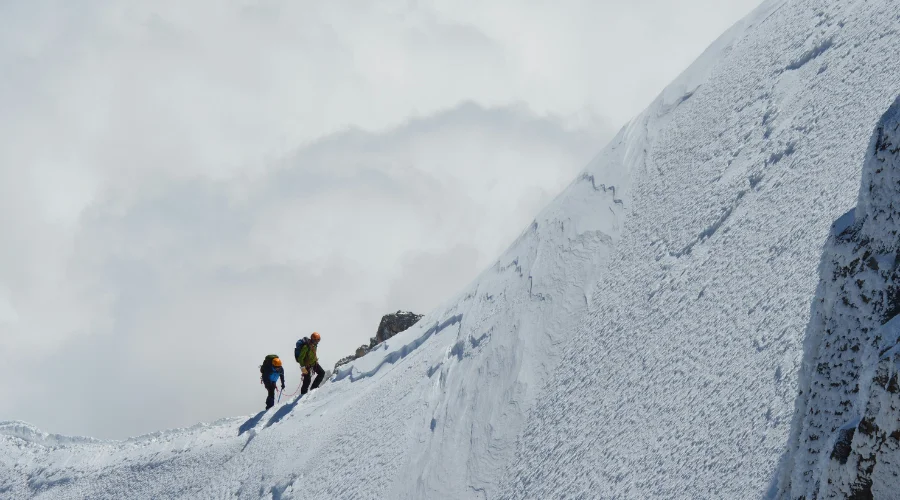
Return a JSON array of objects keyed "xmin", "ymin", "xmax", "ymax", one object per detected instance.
[{"xmin": 297, "ymin": 343, "xmax": 318, "ymax": 367}]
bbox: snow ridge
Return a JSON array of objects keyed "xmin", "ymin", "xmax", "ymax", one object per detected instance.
[
  {"xmin": 331, "ymin": 313, "xmax": 463, "ymax": 382},
  {"xmin": 0, "ymin": 421, "xmax": 102, "ymax": 446},
  {"xmin": 3, "ymin": 1, "xmax": 900, "ymax": 498}
]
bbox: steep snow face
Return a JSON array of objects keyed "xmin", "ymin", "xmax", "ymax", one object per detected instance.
[
  {"xmin": 777, "ymin": 97, "xmax": 900, "ymax": 499},
  {"xmin": 3, "ymin": 0, "xmax": 900, "ymax": 498},
  {"xmin": 502, "ymin": 0, "xmax": 900, "ymax": 498}
]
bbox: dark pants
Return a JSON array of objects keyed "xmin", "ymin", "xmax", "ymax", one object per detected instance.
[
  {"xmin": 301, "ymin": 363, "xmax": 325, "ymax": 395},
  {"xmin": 264, "ymin": 381, "xmax": 276, "ymax": 409}
]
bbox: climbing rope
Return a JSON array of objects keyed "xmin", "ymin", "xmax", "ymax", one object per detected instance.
[{"xmin": 280, "ymin": 382, "xmax": 303, "ymax": 399}]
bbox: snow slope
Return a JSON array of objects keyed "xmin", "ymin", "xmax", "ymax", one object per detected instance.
[
  {"xmin": 3, "ymin": 0, "xmax": 900, "ymax": 498},
  {"xmin": 501, "ymin": 0, "xmax": 900, "ymax": 498}
]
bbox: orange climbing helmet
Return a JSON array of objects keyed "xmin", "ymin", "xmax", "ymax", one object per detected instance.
[
  {"xmin": 311, "ymin": 332, "xmax": 321, "ymax": 342},
  {"xmin": 272, "ymin": 357, "xmax": 283, "ymax": 367}
]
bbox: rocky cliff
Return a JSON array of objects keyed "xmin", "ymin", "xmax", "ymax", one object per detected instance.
[{"xmin": 778, "ymin": 96, "xmax": 900, "ymax": 499}]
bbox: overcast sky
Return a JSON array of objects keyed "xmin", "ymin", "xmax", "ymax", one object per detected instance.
[{"xmin": 0, "ymin": 0, "xmax": 763, "ymax": 439}]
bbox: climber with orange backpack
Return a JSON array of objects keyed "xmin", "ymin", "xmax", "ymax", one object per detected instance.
[
  {"xmin": 295, "ymin": 332, "xmax": 325, "ymax": 395},
  {"xmin": 260, "ymin": 354, "xmax": 286, "ymax": 410}
]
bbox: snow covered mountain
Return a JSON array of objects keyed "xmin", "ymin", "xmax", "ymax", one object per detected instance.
[{"xmin": 3, "ymin": 0, "xmax": 900, "ymax": 498}]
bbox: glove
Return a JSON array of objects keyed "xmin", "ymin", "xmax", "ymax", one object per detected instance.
[
  {"xmin": 281, "ymin": 384, "xmax": 285, "ymax": 391},
  {"xmin": 301, "ymin": 367, "xmax": 309, "ymax": 375}
]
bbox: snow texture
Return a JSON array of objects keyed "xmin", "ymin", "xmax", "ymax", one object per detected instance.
[
  {"xmin": 501, "ymin": 0, "xmax": 900, "ymax": 497},
  {"xmin": 776, "ymin": 96, "xmax": 900, "ymax": 499},
  {"xmin": 3, "ymin": 0, "xmax": 900, "ymax": 498}
]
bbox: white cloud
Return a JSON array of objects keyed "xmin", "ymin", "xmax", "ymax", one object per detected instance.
[{"xmin": 0, "ymin": 0, "xmax": 762, "ymax": 438}]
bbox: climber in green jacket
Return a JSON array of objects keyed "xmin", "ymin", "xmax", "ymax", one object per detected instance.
[{"xmin": 295, "ymin": 332, "xmax": 325, "ymax": 395}]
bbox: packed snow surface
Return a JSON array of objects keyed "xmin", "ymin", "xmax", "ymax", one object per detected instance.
[{"xmin": 3, "ymin": 0, "xmax": 900, "ymax": 498}]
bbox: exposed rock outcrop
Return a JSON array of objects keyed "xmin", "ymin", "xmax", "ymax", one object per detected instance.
[
  {"xmin": 778, "ymin": 96, "xmax": 900, "ymax": 499},
  {"xmin": 333, "ymin": 311, "xmax": 423, "ymax": 372},
  {"xmin": 374, "ymin": 311, "xmax": 423, "ymax": 344},
  {"xmin": 333, "ymin": 354, "xmax": 356, "ymax": 370}
]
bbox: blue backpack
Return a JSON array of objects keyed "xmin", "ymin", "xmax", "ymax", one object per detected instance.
[
  {"xmin": 260, "ymin": 354, "xmax": 282, "ymax": 383},
  {"xmin": 295, "ymin": 337, "xmax": 310, "ymax": 363}
]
